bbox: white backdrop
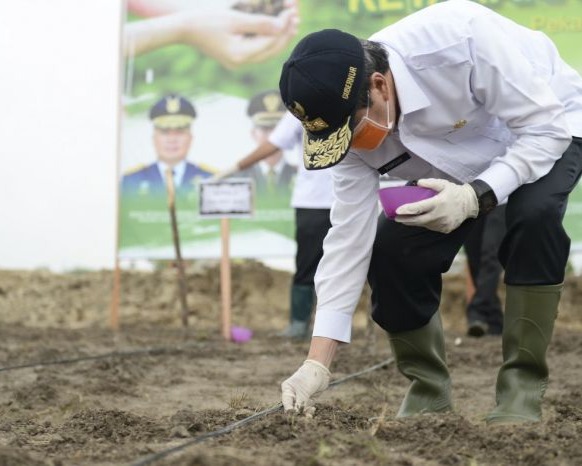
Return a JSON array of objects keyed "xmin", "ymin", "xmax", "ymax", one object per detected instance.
[{"xmin": 0, "ymin": 1, "xmax": 122, "ymax": 271}]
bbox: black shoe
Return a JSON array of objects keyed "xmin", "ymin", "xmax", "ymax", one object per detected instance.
[{"xmin": 467, "ymin": 320, "xmax": 488, "ymax": 337}]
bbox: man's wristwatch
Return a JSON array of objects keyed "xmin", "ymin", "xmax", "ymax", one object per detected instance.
[{"xmin": 469, "ymin": 179, "xmax": 498, "ymax": 216}]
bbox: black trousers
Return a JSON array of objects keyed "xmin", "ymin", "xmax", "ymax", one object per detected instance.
[
  {"xmin": 368, "ymin": 137, "xmax": 582, "ymax": 333},
  {"xmin": 293, "ymin": 208, "xmax": 332, "ymax": 286},
  {"xmin": 464, "ymin": 204, "xmax": 506, "ymax": 333}
]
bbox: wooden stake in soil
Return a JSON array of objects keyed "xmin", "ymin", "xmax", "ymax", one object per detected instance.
[
  {"xmin": 198, "ymin": 178, "xmax": 253, "ymax": 341},
  {"xmin": 110, "ymin": 15, "xmax": 125, "ymax": 331},
  {"xmin": 110, "ymin": 258, "xmax": 121, "ymax": 331},
  {"xmin": 165, "ymin": 168, "xmax": 189, "ymax": 327},
  {"xmin": 220, "ymin": 217, "xmax": 232, "ymax": 340}
]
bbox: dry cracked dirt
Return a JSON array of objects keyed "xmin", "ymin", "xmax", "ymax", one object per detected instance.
[{"xmin": 1, "ymin": 261, "xmax": 581, "ymax": 465}]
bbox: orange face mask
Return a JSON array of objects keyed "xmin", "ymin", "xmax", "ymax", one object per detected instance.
[{"xmin": 351, "ymin": 98, "xmax": 393, "ymax": 151}]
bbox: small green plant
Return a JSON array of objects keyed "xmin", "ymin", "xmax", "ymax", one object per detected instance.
[
  {"xmin": 368, "ymin": 403, "xmax": 389, "ymax": 437},
  {"xmin": 227, "ymin": 391, "xmax": 249, "ymax": 410}
]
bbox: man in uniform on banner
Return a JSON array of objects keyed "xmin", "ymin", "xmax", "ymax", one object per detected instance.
[{"xmin": 122, "ymin": 94, "xmax": 214, "ymax": 198}]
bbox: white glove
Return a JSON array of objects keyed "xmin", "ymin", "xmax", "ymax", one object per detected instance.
[
  {"xmin": 211, "ymin": 164, "xmax": 239, "ymax": 181},
  {"xmin": 281, "ymin": 359, "xmax": 331, "ymax": 412},
  {"xmin": 395, "ymin": 178, "xmax": 478, "ymax": 233}
]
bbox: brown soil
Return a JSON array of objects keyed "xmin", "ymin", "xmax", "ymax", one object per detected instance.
[{"xmin": 0, "ymin": 261, "xmax": 581, "ymax": 465}]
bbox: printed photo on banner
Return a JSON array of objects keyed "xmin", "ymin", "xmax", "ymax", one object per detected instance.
[{"xmin": 118, "ymin": 0, "xmax": 582, "ymax": 260}]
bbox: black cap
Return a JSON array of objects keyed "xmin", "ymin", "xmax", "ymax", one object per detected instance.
[
  {"xmin": 247, "ymin": 89, "xmax": 286, "ymax": 128},
  {"xmin": 149, "ymin": 94, "xmax": 196, "ymax": 129},
  {"xmin": 279, "ymin": 29, "xmax": 364, "ymax": 170}
]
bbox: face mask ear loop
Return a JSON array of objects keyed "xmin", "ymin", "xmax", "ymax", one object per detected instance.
[
  {"xmin": 386, "ymin": 73, "xmax": 397, "ymax": 131},
  {"xmin": 386, "ymin": 99, "xmax": 393, "ymax": 131},
  {"xmin": 366, "ymin": 89, "xmax": 392, "ymax": 131}
]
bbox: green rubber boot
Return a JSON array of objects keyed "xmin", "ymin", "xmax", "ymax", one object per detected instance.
[
  {"xmin": 276, "ymin": 285, "xmax": 314, "ymax": 339},
  {"xmin": 388, "ymin": 312, "xmax": 453, "ymax": 417},
  {"xmin": 486, "ymin": 284, "xmax": 562, "ymax": 425}
]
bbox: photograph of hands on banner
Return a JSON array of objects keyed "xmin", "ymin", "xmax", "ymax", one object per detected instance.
[
  {"xmin": 120, "ymin": 0, "xmax": 301, "ymax": 259},
  {"xmin": 118, "ymin": 0, "xmax": 582, "ymax": 260}
]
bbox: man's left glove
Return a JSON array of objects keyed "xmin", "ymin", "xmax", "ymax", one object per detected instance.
[
  {"xmin": 281, "ymin": 359, "xmax": 331, "ymax": 412},
  {"xmin": 395, "ymin": 178, "xmax": 478, "ymax": 233}
]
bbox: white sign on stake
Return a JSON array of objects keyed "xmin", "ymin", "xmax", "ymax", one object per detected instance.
[
  {"xmin": 199, "ymin": 178, "xmax": 254, "ymax": 218},
  {"xmin": 199, "ymin": 177, "xmax": 255, "ymax": 341}
]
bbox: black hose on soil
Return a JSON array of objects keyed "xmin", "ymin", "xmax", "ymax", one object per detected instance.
[
  {"xmin": 128, "ymin": 358, "xmax": 394, "ymax": 466},
  {"xmin": 0, "ymin": 344, "xmax": 199, "ymax": 373}
]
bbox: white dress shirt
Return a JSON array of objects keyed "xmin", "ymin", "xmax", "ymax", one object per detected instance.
[
  {"xmin": 312, "ymin": 0, "xmax": 582, "ymax": 343},
  {"xmin": 259, "ymin": 153, "xmax": 286, "ymax": 178}
]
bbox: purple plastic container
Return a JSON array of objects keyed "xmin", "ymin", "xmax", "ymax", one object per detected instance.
[
  {"xmin": 231, "ymin": 326, "xmax": 253, "ymax": 343},
  {"xmin": 379, "ymin": 186, "xmax": 437, "ymax": 219}
]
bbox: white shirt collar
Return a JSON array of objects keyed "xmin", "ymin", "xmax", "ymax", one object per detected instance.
[
  {"xmin": 385, "ymin": 46, "xmax": 431, "ymax": 115},
  {"xmin": 157, "ymin": 160, "xmax": 186, "ymax": 187}
]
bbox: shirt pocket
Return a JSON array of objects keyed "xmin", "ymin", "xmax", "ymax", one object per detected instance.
[
  {"xmin": 408, "ymin": 41, "xmax": 472, "ymax": 70},
  {"xmin": 445, "ymin": 122, "xmax": 513, "ymax": 145},
  {"xmin": 444, "ymin": 123, "xmax": 512, "ymax": 170}
]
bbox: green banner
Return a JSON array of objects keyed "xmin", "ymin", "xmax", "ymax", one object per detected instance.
[{"xmin": 119, "ymin": 0, "xmax": 582, "ymax": 260}]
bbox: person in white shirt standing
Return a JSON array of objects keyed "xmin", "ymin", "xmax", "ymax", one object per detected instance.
[
  {"xmin": 217, "ymin": 110, "xmax": 334, "ymax": 339},
  {"xmin": 277, "ymin": 0, "xmax": 582, "ymax": 424}
]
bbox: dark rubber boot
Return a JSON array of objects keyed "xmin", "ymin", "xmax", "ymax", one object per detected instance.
[
  {"xmin": 276, "ymin": 285, "xmax": 314, "ymax": 339},
  {"xmin": 486, "ymin": 284, "xmax": 562, "ymax": 424},
  {"xmin": 389, "ymin": 312, "xmax": 453, "ymax": 417}
]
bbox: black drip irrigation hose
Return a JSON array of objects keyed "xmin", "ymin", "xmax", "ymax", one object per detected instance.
[
  {"xmin": 0, "ymin": 344, "xmax": 202, "ymax": 373},
  {"xmin": 129, "ymin": 358, "xmax": 394, "ymax": 466}
]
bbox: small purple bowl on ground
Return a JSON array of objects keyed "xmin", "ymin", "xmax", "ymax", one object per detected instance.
[
  {"xmin": 379, "ymin": 185, "xmax": 437, "ymax": 219},
  {"xmin": 231, "ymin": 326, "xmax": 253, "ymax": 343}
]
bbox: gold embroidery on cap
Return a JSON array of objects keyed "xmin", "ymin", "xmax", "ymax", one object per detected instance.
[
  {"xmin": 342, "ymin": 66, "xmax": 357, "ymax": 100},
  {"xmin": 288, "ymin": 101, "xmax": 306, "ymax": 119},
  {"xmin": 166, "ymin": 97, "xmax": 180, "ymax": 114},
  {"xmin": 453, "ymin": 119, "xmax": 467, "ymax": 129},
  {"xmin": 263, "ymin": 93, "xmax": 281, "ymax": 112},
  {"xmin": 302, "ymin": 118, "xmax": 329, "ymax": 132},
  {"xmin": 304, "ymin": 118, "xmax": 352, "ymax": 169},
  {"xmin": 154, "ymin": 115, "xmax": 192, "ymax": 129},
  {"xmin": 288, "ymin": 101, "xmax": 329, "ymax": 132}
]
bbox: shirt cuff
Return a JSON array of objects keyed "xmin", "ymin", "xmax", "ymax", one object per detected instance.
[
  {"xmin": 312, "ymin": 309, "xmax": 353, "ymax": 343},
  {"xmin": 476, "ymin": 162, "xmax": 520, "ymax": 204}
]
